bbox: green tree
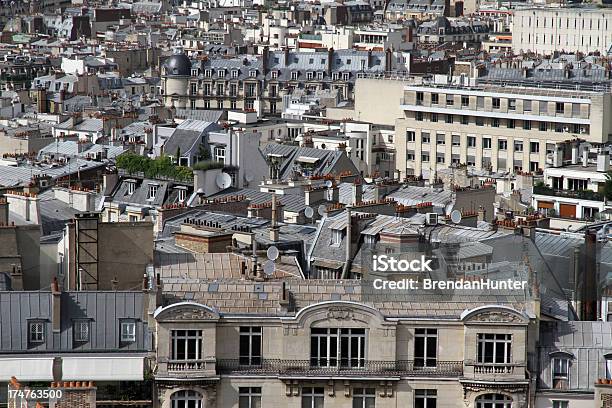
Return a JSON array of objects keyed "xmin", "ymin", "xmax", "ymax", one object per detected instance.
[{"xmin": 604, "ymin": 170, "xmax": 612, "ymax": 201}]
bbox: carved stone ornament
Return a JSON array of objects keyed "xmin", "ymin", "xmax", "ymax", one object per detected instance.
[
  {"xmin": 467, "ymin": 311, "xmax": 525, "ymax": 324},
  {"xmin": 159, "ymin": 306, "xmax": 217, "ymax": 321},
  {"xmin": 326, "ymin": 307, "xmax": 354, "ymax": 321}
]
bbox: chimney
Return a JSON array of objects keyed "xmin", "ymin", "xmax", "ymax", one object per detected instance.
[
  {"xmin": 341, "ymin": 207, "xmax": 353, "ymax": 279},
  {"xmin": 571, "ymin": 142, "xmax": 579, "ymax": 165},
  {"xmin": 328, "ymin": 183, "xmax": 339, "ymax": 202},
  {"xmin": 10, "ymin": 264, "xmax": 23, "ymax": 290},
  {"xmin": 269, "ymin": 194, "xmax": 279, "ymax": 242},
  {"xmin": 352, "ymin": 182, "xmax": 362, "ymax": 204},
  {"xmin": 582, "ymin": 230, "xmax": 598, "ymax": 321},
  {"xmin": 384, "ymin": 48, "xmax": 393, "ymax": 72},
  {"xmin": 327, "ymin": 47, "xmax": 334, "ymax": 76},
  {"xmin": 262, "ymin": 46, "xmax": 270, "ymax": 74},
  {"xmin": 581, "ymin": 144, "xmax": 589, "ymax": 167},
  {"xmin": 552, "ymin": 145, "xmax": 563, "ymax": 168},
  {"xmin": 52, "ymin": 277, "xmax": 61, "ymax": 332},
  {"xmin": 477, "ymin": 206, "xmax": 486, "ymax": 222},
  {"xmin": 0, "ymin": 197, "xmax": 8, "ymax": 225},
  {"xmin": 284, "ymin": 47, "xmax": 290, "ymax": 67},
  {"xmin": 367, "ymin": 50, "xmax": 373, "ymax": 68},
  {"xmin": 597, "ymin": 148, "xmax": 610, "ymax": 172}
]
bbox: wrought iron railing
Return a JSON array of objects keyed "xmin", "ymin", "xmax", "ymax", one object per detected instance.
[
  {"xmin": 533, "ymin": 185, "xmax": 604, "ymax": 202},
  {"xmin": 216, "ymin": 359, "xmax": 463, "ymax": 377}
]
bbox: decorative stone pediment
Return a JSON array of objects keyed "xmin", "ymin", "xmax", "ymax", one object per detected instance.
[
  {"xmin": 461, "ymin": 306, "xmax": 529, "ymax": 325},
  {"xmin": 154, "ymin": 302, "xmax": 220, "ymax": 322},
  {"xmin": 326, "ymin": 307, "xmax": 355, "ymax": 321}
]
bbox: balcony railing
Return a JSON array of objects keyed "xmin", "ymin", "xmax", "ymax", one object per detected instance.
[
  {"xmin": 167, "ymin": 359, "xmax": 213, "ymax": 372},
  {"xmin": 469, "ymin": 362, "xmax": 525, "ymax": 375},
  {"xmin": 216, "ymin": 359, "xmax": 463, "ymax": 377},
  {"xmin": 533, "ymin": 185, "xmax": 604, "ymax": 202}
]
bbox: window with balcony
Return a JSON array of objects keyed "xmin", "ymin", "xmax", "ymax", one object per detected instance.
[
  {"xmin": 416, "ymin": 112, "xmax": 423, "ymax": 121},
  {"xmin": 239, "ymin": 327, "xmax": 262, "ymax": 365},
  {"xmin": 190, "ymin": 83, "xmax": 197, "ymax": 95},
  {"xmin": 422, "ymin": 153, "xmax": 430, "ymax": 163},
  {"xmin": 431, "ymin": 113, "xmax": 438, "ymax": 123},
  {"xmin": 302, "ymin": 387, "xmax": 324, "ymax": 408},
  {"xmin": 415, "ymin": 389, "xmax": 437, "ymax": 408},
  {"xmin": 217, "ymin": 84, "xmax": 224, "ymax": 96},
  {"xmin": 352, "ymin": 388, "xmax": 375, "ymax": 408},
  {"xmin": 414, "ymin": 328, "xmax": 437, "ymax": 368},
  {"xmin": 446, "ymin": 114, "xmax": 453, "ymax": 124},
  {"xmin": 29, "ymin": 321, "xmax": 45, "ymax": 343},
  {"xmin": 556, "ymin": 102, "xmax": 565, "ymax": 114},
  {"xmin": 552, "ymin": 357, "xmax": 570, "ymax": 389},
  {"xmin": 507, "ymin": 119, "xmax": 515, "ymax": 129},
  {"xmin": 477, "ymin": 333, "xmax": 511, "ymax": 364},
  {"xmin": 310, "ymin": 328, "xmax": 365, "ymax": 368},
  {"xmin": 492, "ymin": 118, "xmax": 500, "ymax": 128},
  {"xmin": 508, "ymin": 99, "xmax": 516, "ymax": 110},
  {"xmin": 239, "ymin": 387, "xmax": 261, "ymax": 408},
  {"xmin": 539, "ymin": 121, "xmax": 548, "ymax": 132},
  {"xmin": 171, "ymin": 390, "xmax": 202, "ymax": 408},
  {"xmin": 475, "ymin": 117, "xmax": 484, "ymax": 126},
  {"xmin": 171, "ymin": 330, "xmax": 202, "ymax": 360},
  {"xmin": 475, "ymin": 394, "xmax": 512, "ymax": 408},
  {"xmin": 461, "ymin": 116, "xmax": 469, "ymax": 125},
  {"xmin": 416, "ymin": 92, "xmax": 424, "ymax": 105},
  {"xmin": 218, "ymin": 69, "xmax": 225, "ymax": 78},
  {"xmin": 73, "ymin": 320, "xmax": 90, "ymax": 343},
  {"xmin": 436, "ymin": 134, "xmax": 445, "ymax": 145},
  {"xmin": 231, "ymin": 70, "xmax": 239, "ymax": 79}
]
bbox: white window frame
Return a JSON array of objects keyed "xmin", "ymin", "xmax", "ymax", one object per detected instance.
[
  {"xmin": 171, "ymin": 390, "xmax": 202, "ymax": 408},
  {"xmin": 477, "ymin": 333, "xmax": 512, "ymax": 364},
  {"xmin": 171, "ymin": 329, "xmax": 203, "ymax": 361},
  {"xmin": 218, "ymin": 69, "xmax": 226, "ymax": 78},
  {"xmin": 415, "ymin": 389, "xmax": 437, "ymax": 408},
  {"xmin": 73, "ymin": 319, "xmax": 90, "ymax": 342},
  {"xmin": 239, "ymin": 326, "xmax": 262, "ymax": 366},
  {"xmin": 214, "ymin": 146, "xmax": 226, "ymax": 163},
  {"xmin": 310, "ymin": 328, "xmax": 365, "ymax": 368},
  {"xmin": 552, "ymin": 401, "xmax": 568, "ymax": 408},
  {"xmin": 302, "ymin": 387, "xmax": 324, "ymax": 408},
  {"xmin": 147, "ymin": 184, "xmax": 159, "ymax": 200},
  {"xmin": 127, "ymin": 181, "xmax": 136, "ymax": 195},
  {"xmin": 231, "ymin": 70, "xmax": 239, "ymax": 78},
  {"xmin": 120, "ymin": 320, "xmax": 136, "ymax": 343},
  {"xmin": 29, "ymin": 321, "xmax": 45, "ymax": 343},
  {"xmin": 331, "ymin": 229, "xmax": 343, "ymax": 246},
  {"xmin": 239, "ymin": 387, "xmax": 261, "ymax": 408}
]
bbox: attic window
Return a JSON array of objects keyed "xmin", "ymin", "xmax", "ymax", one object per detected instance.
[
  {"xmin": 317, "ymin": 72, "xmax": 324, "ymax": 80},
  {"xmin": 291, "ymin": 71, "xmax": 299, "ymax": 80},
  {"xmin": 249, "ymin": 70, "xmax": 257, "ymax": 77},
  {"xmin": 218, "ymin": 69, "xmax": 225, "ymax": 78},
  {"xmin": 147, "ymin": 183, "xmax": 159, "ymax": 200},
  {"xmin": 176, "ymin": 186, "xmax": 187, "ymax": 203},
  {"xmin": 307, "ymin": 72, "xmax": 314, "ymax": 80},
  {"xmin": 204, "ymin": 69, "xmax": 212, "ymax": 77},
  {"xmin": 231, "ymin": 70, "xmax": 239, "ymax": 79},
  {"xmin": 127, "ymin": 180, "xmax": 136, "ymax": 195},
  {"xmin": 331, "ymin": 229, "xmax": 344, "ymax": 246},
  {"xmin": 271, "ymin": 71, "xmax": 278, "ymax": 79}
]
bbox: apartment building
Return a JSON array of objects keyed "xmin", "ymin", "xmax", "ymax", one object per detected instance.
[
  {"xmin": 152, "ymin": 278, "xmax": 535, "ymax": 408},
  {"xmin": 394, "ymin": 82, "xmax": 612, "ymax": 178},
  {"xmin": 513, "ymin": 8, "xmax": 612, "ymax": 55}
]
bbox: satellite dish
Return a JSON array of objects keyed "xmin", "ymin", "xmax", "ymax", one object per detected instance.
[
  {"xmin": 317, "ymin": 204, "xmax": 327, "ymax": 217},
  {"xmin": 450, "ymin": 210, "xmax": 462, "ymax": 224},
  {"xmin": 304, "ymin": 206, "xmax": 314, "ymax": 218},
  {"xmin": 263, "ymin": 260, "xmax": 275, "ymax": 276},
  {"xmin": 267, "ymin": 245, "xmax": 279, "ymax": 261},
  {"xmin": 245, "ymin": 173, "xmax": 254, "ymax": 182},
  {"xmin": 325, "ymin": 180, "xmax": 333, "ymax": 188},
  {"xmin": 215, "ymin": 172, "xmax": 232, "ymax": 189}
]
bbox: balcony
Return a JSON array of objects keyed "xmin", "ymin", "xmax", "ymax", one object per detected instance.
[
  {"xmin": 158, "ymin": 358, "xmax": 217, "ymax": 378},
  {"xmin": 464, "ymin": 362, "xmax": 527, "ymax": 381},
  {"xmin": 533, "ymin": 185, "xmax": 604, "ymax": 202},
  {"xmin": 216, "ymin": 359, "xmax": 463, "ymax": 378},
  {"xmin": 472, "ymin": 363, "xmax": 518, "ymax": 374}
]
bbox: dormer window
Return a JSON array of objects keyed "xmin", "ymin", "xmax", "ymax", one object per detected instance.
[
  {"xmin": 332, "ymin": 72, "xmax": 340, "ymax": 81},
  {"xmin": 317, "ymin": 71, "xmax": 324, "ymax": 80},
  {"xmin": 126, "ymin": 180, "xmax": 136, "ymax": 195},
  {"xmin": 249, "ymin": 70, "xmax": 257, "ymax": 77},
  {"xmin": 291, "ymin": 71, "xmax": 299, "ymax": 80},
  {"xmin": 191, "ymin": 69, "xmax": 199, "ymax": 76},
  {"xmin": 29, "ymin": 320, "xmax": 45, "ymax": 343},
  {"xmin": 231, "ymin": 70, "xmax": 239, "ymax": 79},
  {"xmin": 342, "ymin": 72, "xmax": 350, "ymax": 81},
  {"xmin": 331, "ymin": 229, "xmax": 344, "ymax": 246},
  {"xmin": 551, "ymin": 357, "xmax": 570, "ymax": 389},
  {"xmin": 147, "ymin": 183, "xmax": 159, "ymax": 200},
  {"xmin": 218, "ymin": 69, "xmax": 226, "ymax": 78},
  {"xmin": 306, "ymin": 72, "xmax": 314, "ymax": 80},
  {"xmin": 271, "ymin": 70, "xmax": 279, "ymax": 79},
  {"xmin": 204, "ymin": 69, "xmax": 212, "ymax": 77},
  {"xmin": 176, "ymin": 186, "xmax": 187, "ymax": 203}
]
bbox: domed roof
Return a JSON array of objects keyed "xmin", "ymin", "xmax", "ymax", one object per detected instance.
[{"xmin": 164, "ymin": 52, "xmax": 192, "ymax": 77}]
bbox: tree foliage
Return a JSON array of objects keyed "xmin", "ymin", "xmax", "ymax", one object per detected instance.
[{"xmin": 115, "ymin": 152, "xmax": 193, "ymax": 182}]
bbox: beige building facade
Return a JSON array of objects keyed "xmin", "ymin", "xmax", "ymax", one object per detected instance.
[
  {"xmin": 151, "ymin": 293, "xmax": 534, "ymax": 408},
  {"xmin": 394, "ymin": 84, "xmax": 612, "ymax": 178}
]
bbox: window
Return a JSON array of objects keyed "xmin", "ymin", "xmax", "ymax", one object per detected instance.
[
  {"xmin": 214, "ymin": 146, "xmax": 225, "ymax": 163},
  {"xmin": 415, "ymin": 328, "xmax": 437, "ymax": 367},
  {"xmin": 507, "ymin": 119, "xmax": 515, "ymax": 129},
  {"xmin": 218, "ymin": 69, "xmax": 226, "ymax": 78},
  {"xmin": 492, "ymin": 118, "xmax": 500, "ymax": 128},
  {"xmin": 421, "ymin": 154, "xmax": 430, "ymax": 162},
  {"xmin": 508, "ymin": 99, "xmax": 516, "ymax": 110},
  {"xmin": 240, "ymin": 327, "xmax": 262, "ymax": 365},
  {"xmin": 317, "ymin": 72, "xmax": 324, "ymax": 80},
  {"xmin": 475, "ymin": 117, "xmax": 484, "ymax": 126},
  {"xmin": 307, "ymin": 72, "xmax": 314, "ymax": 80},
  {"xmin": 331, "ymin": 229, "xmax": 344, "ymax": 245},
  {"xmin": 431, "ymin": 93, "xmax": 439, "ymax": 104},
  {"xmin": 171, "ymin": 390, "xmax": 202, "ymax": 408},
  {"xmin": 446, "ymin": 95, "xmax": 454, "ymax": 105},
  {"xmin": 415, "ymin": 389, "xmax": 437, "ymax": 408},
  {"xmin": 556, "ymin": 102, "xmax": 565, "ymax": 114},
  {"xmin": 452, "ymin": 135, "xmax": 460, "ymax": 146},
  {"xmin": 406, "ymin": 131, "xmax": 416, "ymax": 142},
  {"xmin": 475, "ymin": 394, "xmax": 512, "ymax": 408},
  {"xmin": 421, "ymin": 133, "xmax": 430, "ymax": 144},
  {"xmin": 171, "ymin": 330, "xmax": 202, "ymax": 360},
  {"xmin": 431, "ymin": 113, "xmax": 438, "ymax": 123},
  {"xmin": 468, "ymin": 136, "xmax": 476, "ymax": 148},
  {"xmin": 147, "ymin": 184, "xmax": 158, "ymax": 200},
  {"xmin": 461, "ymin": 95, "xmax": 469, "ymax": 107},
  {"xmin": 29, "ymin": 321, "xmax": 45, "ymax": 343},
  {"xmin": 310, "ymin": 328, "xmax": 365, "ymax": 368},
  {"xmin": 524, "ymin": 100, "xmax": 532, "ymax": 111},
  {"xmin": 239, "ymin": 387, "xmax": 261, "ymax": 408},
  {"xmin": 352, "ymin": 388, "xmax": 375, "ymax": 408},
  {"xmin": 514, "ymin": 141, "xmax": 523, "ymax": 152},
  {"xmin": 249, "ymin": 70, "xmax": 257, "ymax": 78},
  {"xmin": 498, "ymin": 140, "xmax": 507, "ymax": 151},
  {"xmin": 73, "ymin": 320, "xmax": 89, "ymax": 342},
  {"xmin": 302, "ymin": 387, "xmax": 324, "ymax": 408},
  {"xmin": 291, "ymin": 71, "xmax": 299, "ymax": 80},
  {"xmin": 483, "ymin": 138, "xmax": 492, "ymax": 149},
  {"xmin": 271, "ymin": 70, "xmax": 278, "ymax": 79},
  {"xmin": 492, "ymin": 98, "xmax": 500, "ymax": 109},
  {"xmin": 552, "ymin": 401, "xmax": 568, "ymax": 408},
  {"xmin": 231, "ymin": 70, "xmax": 239, "ymax": 78},
  {"xmin": 416, "ymin": 112, "xmax": 423, "ymax": 121},
  {"xmin": 436, "ymin": 134, "xmax": 445, "ymax": 145},
  {"xmin": 416, "ymin": 92, "xmax": 424, "ymax": 105},
  {"xmin": 477, "ymin": 333, "xmax": 511, "ymax": 364},
  {"xmin": 539, "ymin": 121, "xmax": 547, "ymax": 132},
  {"xmin": 530, "ymin": 141, "xmax": 540, "ymax": 153},
  {"xmin": 445, "ymin": 114, "xmax": 453, "ymax": 124},
  {"xmin": 127, "ymin": 181, "xmax": 136, "ymax": 195},
  {"xmin": 121, "ymin": 321, "xmax": 136, "ymax": 343},
  {"xmin": 342, "ymin": 73, "xmax": 350, "ymax": 81},
  {"xmin": 552, "ymin": 357, "xmax": 570, "ymax": 389}
]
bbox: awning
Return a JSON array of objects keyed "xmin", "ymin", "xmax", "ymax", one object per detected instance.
[
  {"xmin": 313, "ymin": 259, "xmax": 344, "ymax": 270},
  {"xmin": 0, "ymin": 357, "xmax": 54, "ymax": 381},
  {"xmin": 61, "ymin": 356, "xmax": 145, "ymax": 381},
  {"xmin": 537, "ymin": 201, "xmax": 554, "ymax": 209},
  {"xmin": 297, "ymin": 156, "xmax": 320, "ymax": 164}
]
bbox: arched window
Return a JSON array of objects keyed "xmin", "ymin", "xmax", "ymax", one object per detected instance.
[
  {"xmin": 475, "ymin": 393, "xmax": 512, "ymax": 408},
  {"xmin": 171, "ymin": 390, "xmax": 202, "ymax": 408}
]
